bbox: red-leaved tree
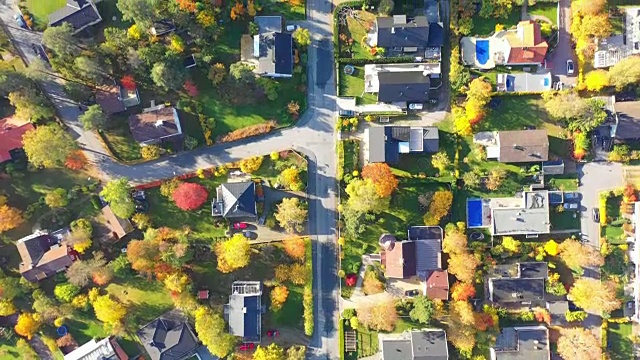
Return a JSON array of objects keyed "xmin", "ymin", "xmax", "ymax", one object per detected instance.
[
  {"xmin": 65, "ymin": 150, "xmax": 88, "ymax": 170},
  {"xmin": 345, "ymin": 273, "xmax": 357, "ymax": 287},
  {"xmin": 121, "ymin": 75, "xmax": 136, "ymax": 90},
  {"xmin": 451, "ymin": 282, "xmax": 476, "ymax": 301},
  {"xmin": 172, "ymin": 182, "xmax": 209, "ymax": 210},
  {"xmin": 183, "ymin": 80, "xmax": 199, "ymax": 97},
  {"xmin": 361, "ymin": 163, "xmax": 399, "ymax": 198}
]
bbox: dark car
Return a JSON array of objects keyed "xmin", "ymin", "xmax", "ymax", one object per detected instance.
[
  {"xmin": 404, "ymin": 290, "xmax": 420, "ymax": 297},
  {"xmin": 135, "ymin": 199, "xmax": 149, "ymax": 213},
  {"xmin": 592, "ymin": 208, "xmax": 600, "ymax": 223},
  {"xmin": 132, "ymin": 190, "xmax": 146, "ymax": 201},
  {"xmin": 615, "ymin": 92, "xmax": 637, "ymax": 102},
  {"xmin": 339, "ymin": 110, "xmax": 355, "ymax": 117}
]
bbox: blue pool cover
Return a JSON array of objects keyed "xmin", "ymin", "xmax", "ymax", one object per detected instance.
[
  {"xmin": 476, "ymin": 40, "xmax": 489, "ymax": 65},
  {"xmin": 543, "ymin": 77, "xmax": 550, "ymax": 87},
  {"xmin": 467, "ymin": 199, "xmax": 483, "ymax": 227}
]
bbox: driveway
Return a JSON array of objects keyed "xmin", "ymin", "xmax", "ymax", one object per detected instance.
[{"xmin": 546, "ymin": 0, "xmax": 576, "ymax": 85}]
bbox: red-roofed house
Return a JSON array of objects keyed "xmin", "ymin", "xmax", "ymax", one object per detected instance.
[{"xmin": 0, "ymin": 116, "xmax": 34, "ymax": 163}]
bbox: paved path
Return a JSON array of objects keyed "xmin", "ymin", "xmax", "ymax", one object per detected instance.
[
  {"xmin": 29, "ymin": 335, "xmax": 53, "ymax": 360},
  {"xmin": 0, "ymin": 0, "xmax": 340, "ymax": 358},
  {"xmin": 547, "ymin": 0, "xmax": 576, "ymax": 85}
]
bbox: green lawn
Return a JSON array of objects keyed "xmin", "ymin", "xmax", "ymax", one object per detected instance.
[
  {"xmin": 106, "ymin": 279, "xmax": 174, "ymax": 323},
  {"xmin": 146, "ymin": 177, "xmax": 227, "ymax": 242},
  {"xmin": 25, "ymin": 0, "xmax": 66, "ymax": 27},
  {"xmin": 338, "ymin": 11, "xmax": 376, "ymax": 59},
  {"xmin": 100, "ymin": 116, "xmax": 142, "ymax": 162},
  {"xmin": 262, "ymin": 0, "xmax": 306, "ymax": 20},
  {"xmin": 479, "ymin": 96, "xmax": 554, "ymax": 132},
  {"xmin": 547, "ymin": 177, "xmax": 578, "ymax": 191},
  {"xmin": 604, "ymin": 225, "xmax": 626, "ymax": 244},
  {"xmin": 357, "ymin": 328, "xmax": 379, "ymax": 357},
  {"xmin": 338, "ymin": 66, "xmax": 378, "ymax": 105},
  {"xmin": 608, "ymin": 323, "xmax": 634, "ymax": 360},
  {"xmin": 471, "ymin": 9, "xmax": 521, "ymax": 36},
  {"xmin": 550, "ymin": 209, "xmax": 581, "ymax": 230},
  {"xmin": 529, "ymin": 3, "xmax": 558, "ymax": 26},
  {"xmin": 271, "ymin": 284, "xmax": 304, "ymax": 327}
]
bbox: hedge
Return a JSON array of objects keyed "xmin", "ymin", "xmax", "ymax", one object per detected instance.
[
  {"xmin": 336, "ymin": 56, "xmax": 423, "ymax": 65},
  {"xmin": 303, "ymin": 238, "xmax": 314, "ymax": 336},
  {"xmin": 339, "ymin": 319, "xmax": 346, "ymax": 360}
]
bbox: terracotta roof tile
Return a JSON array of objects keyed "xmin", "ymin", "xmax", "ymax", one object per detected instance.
[{"xmin": 0, "ymin": 117, "xmax": 34, "ymax": 162}]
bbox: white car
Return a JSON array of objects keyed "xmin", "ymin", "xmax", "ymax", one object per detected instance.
[
  {"xmin": 567, "ymin": 60, "xmax": 574, "ymax": 75},
  {"xmin": 564, "ymin": 202, "xmax": 578, "ymax": 210},
  {"xmin": 286, "ymin": 25, "xmax": 299, "ymax": 32}
]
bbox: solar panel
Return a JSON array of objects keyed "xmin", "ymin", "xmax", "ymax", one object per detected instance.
[{"xmin": 409, "ymin": 128, "xmax": 423, "ymax": 151}]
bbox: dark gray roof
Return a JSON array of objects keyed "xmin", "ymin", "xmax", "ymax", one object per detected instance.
[
  {"xmin": 274, "ymin": 33, "xmax": 293, "ymax": 75},
  {"xmin": 368, "ymin": 126, "xmax": 439, "ymax": 164},
  {"xmin": 519, "ymin": 262, "xmax": 548, "ymax": 279},
  {"xmin": 427, "ymin": 23, "xmax": 444, "ymax": 47},
  {"xmin": 49, "ymin": 0, "xmax": 101, "ymax": 31},
  {"xmin": 411, "ymin": 330, "xmax": 448, "ymax": 360},
  {"xmin": 378, "ymin": 72, "xmax": 430, "ymax": 103},
  {"xmin": 493, "ymin": 327, "xmax": 549, "ymax": 360},
  {"xmin": 376, "ymin": 16, "xmax": 430, "ymax": 48},
  {"xmin": 151, "ymin": 19, "xmax": 177, "ymax": 36},
  {"xmin": 138, "ymin": 310, "xmax": 199, "ymax": 360},
  {"xmin": 381, "ymin": 338, "xmax": 413, "ymax": 360},
  {"xmin": 614, "ymin": 101, "xmax": 640, "ymax": 140},
  {"xmin": 408, "ymin": 226, "xmax": 442, "ymax": 241},
  {"xmin": 368, "ymin": 127, "xmax": 386, "ymax": 163},
  {"xmin": 228, "ymin": 293, "xmax": 261, "ymax": 341},
  {"xmin": 216, "ymin": 182, "xmax": 257, "ymax": 218},
  {"xmin": 490, "ymin": 278, "xmax": 545, "ymax": 304}
]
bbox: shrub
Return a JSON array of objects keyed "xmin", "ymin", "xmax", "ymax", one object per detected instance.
[
  {"xmin": 217, "ymin": 121, "xmax": 276, "ymax": 143},
  {"xmin": 140, "ymin": 145, "xmax": 162, "ymax": 160},
  {"xmin": 345, "ymin": 273, "xmax": 357, "ymax": 287},
  {"xmin": 184, "ymin": 136, "xmax": 199, "ymax": 150},
  {"xmin": 160, "ymin": 178, "xmax": 183, "ymax": 198},
  {"xmin": 270, "ymin": 285, "xmax": 289, "ymax": 311},
  {"xmin": 54, "ymin": 283, "xmax": 80, "ymax": 303},
  {"xmin": 239, "ymin": 156, "xmax": 264, "ymax": 173},
  {"xmin": 172, "ymin": 182, "xmax": 209, "ymax": 210},
  {"xmin": 303, "ymin": 285, "xmax": 313, "ymax": 336},
  {"xmin": 45, "ymin": 188, "xmax": 69, "ymax": 208}
]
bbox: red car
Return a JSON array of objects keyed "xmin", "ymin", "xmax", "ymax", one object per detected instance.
[
  {"xmin": 233, "ymin": 222, "xmax": 248, "ymax": 229},
  {"xmin": 238, "ymin": 343, "xmax": 255, "ymax": 351},
  {"xmin": 267, "ymin": 329, "xmax": 279, "ymax": 337}
]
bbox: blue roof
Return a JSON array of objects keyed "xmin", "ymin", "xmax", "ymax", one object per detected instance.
[{"xmin": 274, "ymin": 33, "xmax": 293, "ymax": 75}]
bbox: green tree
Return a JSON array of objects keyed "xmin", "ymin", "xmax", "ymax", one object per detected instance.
[
  {"xmin": 74, "ymin": 57, "xmax": 105, "ymax": 84},
  {"xmin": 275, "ymin": 198, "xmax": 308, "ymax": 233},
  {"xmin": 42, "ymin": 23, "xmax": 78, "ymax": 57},
  {"xmin": 151, "ymin": 60, "xmax": 187, "ymax": 91},
  {"xmin": 229, "ymin": 61, "xmax": 255, "ymax": 83},
  {"xmin": 8, "ymin": 88, "xmax": 54, "ymax": 123},
  {"xmin": 208, "ymin": 63, "xmax": 226, "ymax": 85},
  {"xmin": 543, "ymin": 92, "xmax": 588, "ymax": 120},
  {"xmin": 194, "ymin": 307, "xmax": 237, "ymax": 357},
  {"xmin": 64, "ymin": 82, "xmax": 93, "ymax": 104},
  {"xmin": 378, "ymin": 0, "xmax": 394, "ymax": 15},
  {"xmin": 79, "ymin": 105, "xmax": 107, "ymax": 130},
  {"xmin": 22, "ymin": 123, "xmax": 77, "ymax": 168},
  {"xmin": 292, "ymin": 28, "xmax": 311, "ymax": 47},
  {"xmin": 54, "ymin": 283, "xmax": 81, "ymax": 303},
  {"xmin": 117, "ymin": 0, "xmax": 159, "ymax": 27},
  {"xmin": 409, "ymin": 296, "xmax": 434, "ymax": 324},
  {"xmin": 100, "ymin": 178, "xmax": 135, "ymax": 219},
  {"xmin": 567, "ymin": 99, "xmax": 607, "ymax": 132},
  {"xmin": 257, "ymin": 77, "xmax": 280, "ymax": 100},
  {"xmin": 345, "ymin": 178, "xmax": 389, "ymax": 214},
  {"xmin": 45, "ymin": 188, "xmax": 68, "ymax": 208}
]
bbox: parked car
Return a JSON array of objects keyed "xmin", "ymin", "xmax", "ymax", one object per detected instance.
[
  {"xmin": 564, "ymin": 192, "xmax": 580, "ymax": 201},
  {"xmin": 286, "ymin": 24, "xmax": 299, "ymax": 32},
  {"xmin": 567, "ymin": 60, "xmax": 575, "ymax": 75},
  {"xmin": 233, "ymin": 222, "xmax": 248, "ymax": 229},
  {"xmin": 404, "ymin": 289, "xmax": 420, "ymax": 297},
  {"xmin": 339, "ymin": 109, "xmax": 355, "ymax": 117},
  {"xmin": 592, "ymin": 208, "xmax": 600, "ymax": 223},
  {"xmin": 616, "ymin": 92, "xmax": 637, "ymax": 102},
  {"xmin": 132, "ymin": 190, "xmax": 146, "ymax": 201},
  {"xmin": 14, "ymin": 14, "xmax": 27, "ymax": 29},
  {"xmin": 267, "ymin": 329, "xmax": 279, "ymax": 337},
  {"xmin": 563, "ymin": 203, "xmax": 578, "ymax": 210},
  {"xmin": 135, "ymin": 199, "xmax": 149, "ymax": 213},
  {"xmin": 238, "ymin": 343, "xmax": 255, "ymax": 351}
]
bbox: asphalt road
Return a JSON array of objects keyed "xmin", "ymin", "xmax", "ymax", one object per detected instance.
[
  {"xmin": 547, "ymin": 0, "xmax": 576, "ymax": 85},
  {"xmin": 0, "ymin": 0, "xmax": 340, "ymax": 358}
]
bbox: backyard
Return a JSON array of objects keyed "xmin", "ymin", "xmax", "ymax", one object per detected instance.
[
  {"xmin": 337, "ymin": 10, "xmax": 376, "ymax": 59},
  {"xmin": 99, "ymin": 116, "xmax": 141, "ymax": 162},
  {"xmin": 338, "ymin": 65, "xmax": 378, "ymax": 105},
  {"xmin": 471, "ymin": 3, "xmax": 557, "ymax": 36},
  {"xmin": 24, "ymin": 0, "xmax": 66, "ymax": 27},
  {"xmin": 608, "ymin": 322, "xmax": 634, "ymax": 360}
]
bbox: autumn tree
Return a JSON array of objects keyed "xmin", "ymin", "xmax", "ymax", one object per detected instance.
[
  {"xmin": 292, "ymin": 28, "xmax": 311, "ymax": 47},
  {"xmin": 176, "ymin": 0, "xmax": 197, "ymax": 12},
  {"xmin": 215, "ymin": 233, "xmax": 251, "ymax": 273},
  {"xmin": 100, "ymin": 178, "xmax": 135, "ymax": 219},
  {"xmin": 557, "ymin": 327, "xmax": 601, "ymax": 360},
  {"xmin": 501, "ymin": 236, "xmax": 521, "ymax": 253},
  {"xmin": 485, "ymin": 167, "xmax": 506, "ymax": 191},
  {"xmin": 409, "ymin": 296, "xmax": 434, "ymax": 324},
  {"xmin": 346, "ymin": 178, "xmax": 389, "ymax": 214},
  {"xmin": 93, "ymin": 295, "xmax": 127, "ymax": 325},
  {"xmin": 569, "ymin": 278, "xmax": 621, "ymax": 314},
  {"xmin": 54, "ymin": 283, "xmax": 81, "ymax": 303},
  {"xmin": 132, "ymin": 213, "xmax": 152, "ymax": 230},
  {"xmin": 0, "ymin": 300, "xmax": 17, "ymax": 316},
  {"xmin": 584, "ymin": 69, "xmax": 609, "ymax": 91},
  {"xmin": 362, "ymin": 270, "xmax": 384, "ymax": 295},
  {"xmin": 270, "ymin": 285, "xmax": 289, "ymax": 311},
  {"xmin": 238, "ymin": 156, "xmax": 263, "ymax": 173},
  {"xmin": 442, "ymin": 225, "xmax": 467, "ymax": 254},
  {"xmin": 278, "ymin": 167, "xmax": 302, "ymax": 190},
  {"xmin": 451, "ymin": 282, "xmax": 476, "ymax": 301},
  {"xmin": 462, "ymin": 172, "xmax": 480, "ymax": 189},
  {"xmin": 543, "ymin": 92, "xmax": 589, "ymax": 120},
  {"xmin": 164, "ymin": 272, "xmax": 191, "ymax": 294},
  {"xmin": 254, "ymin": 344, "xmax": 285, "ymax": 360},
  {"xmin": 424, "ymin": 190, "xmax": 453, "ymax": 225},
  {"xmin": 45, "ymin": 188, "xmax": 68, "ymax": 208},
  {"xmin": 286, "ymin": 346, "xmax": 306, "ymax": 360},
  {"xmin": 208, "ymin": 63, "xmax": 226, "ymax": 85},
  {"xmin": 14, "ymin": 313, "xmax": 41, "ymax": 340},
  {"xmin": 126, "ymin": 239, "xmax": 160, "ymax": 275},
  {"xmin": 275, "ymin": 197, "xmax": 308, "ymax": 233},
  {"xmin": 65, "ymin": 252, "xmax": 107, "ymax": 286},
  {"xmin": 140, "ymin": 144, "xmax": 162, "ymax": 160},
  {"xmin": 361, "ymin": 163, "xmax": 399, "ymax": 197},
  {"xmin": 558, "ymin": 238, "xmax": 604, "ymax": 269},
  {"xmin": 282, "ymin": 236, "xmax": 307, "ymax": 260},
  {"xmin": 448, "ymin": 252, "xmax": 479, "ymax": 283},
  {"xmin": 446, "ymin": 301, "xmax": 476, "ymax": 353},
  {"xmin": 183, "ymin": 80, "xmax": 198, "ymax": 97},
  {"xmin": 194, "ymin": 307, "xmax": 237, "ymax": 357},
  {"xmin": 0, "ymin": 204, "xmax": 23, "ymax": 233},
  {"xmin": 230, "ymin": 1, "xmax": 246, "ymax": 20},
  {"xmin": 23, "ymin": 123, "xmax": 77, "ymax": 168},
  {"xmin": 357, "ymin": 301, "xmax": 398, "ymax": 331},
  {"xmin": 608, "ymin": 55, "xmax": 640, "ymax": 90},
  {"xmin": 431, "ymin": 151, "xmax": 450, "ymax": 174},
  {"xmin": 65, "ymin": 150, "xmax": 88, "ymax": 170},
  {"xmin": 544, "ymin": 239, "xmax": 559, "ymax": 256},
  {"xmin": 172, "ymin": 182, "xmax": 209, "ymax": 211},
  {"xmin": 121, "ymin": 75, "xmax": 136, "ymax": 90}
]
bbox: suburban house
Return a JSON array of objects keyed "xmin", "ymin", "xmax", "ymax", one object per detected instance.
[
  {"xmin": 240, "ymin": 16, "xmax": 293, "ymax": 78},
  {"xmin": 63, "ymin": 337, "xmax": 128, "ymax": 360},
  {"xmin": 594, "ymin": 7, "xmax": 640, "ymax": 68},
  {"xmin": 487, "ymin": 262, "xmax": 547, "ymax": 307},
  {"xmin": 474, "ymin": 130, "xmax": 549, "ymax": 163},
  {"xmin": 370, "ymin": 15, "xmax": 444, "ymax": 61},
  {"xmin": 378, "ymin": 329, "xmax": 448, "ymax": 360},
  {"xmin": 496, "ymin": 71, "xmax": 552, "ymax": 93},
  {"xmin": 16, "ymin": 229, "xmax": 77, "ymax": 282},
  {"xmin": 96, "ymin": 81, "xmax": 141, "ymax": 115},
  {"xmin": 128, "ymin": 103, "xmax": 182, "ymax": 145},
  {"xmin": 211, "ymin": 181, "xmax": 257, "ymax": 220},
  {"xmin": 48, "ymin": 0, "xmax": 102, "ymax": 34},
  {"xmin": 225, "ymin": 281, "xmax": 263, "ymax": 343},
  {"xmin": 461, "ymin": 20, "xmax": 549, "ymax": 69},
  {"xmin": 609, "ymin": 99, "xmax": 640, "ymax": 142},
  {"xmin": 467, "ymin": 190, "xmax": 552, "ymax": 236},
  {"xmin": 0, "ymin": 116, "xmax": 34, "ymax": 163},
  {"xmin": 364, "ymin": 63, "xmax": 441, "ymax": 106},
  {"xmin": 137, "ymin": 310, "xmax": 200, "ymax": 360},
  {"xmin": 101, "ymin": 205, "xmax": 134, "ymax": 240},
  {"xmin": 490, "ymin": 326, "xmax": 550, "ymax": 360},
  {"xmin": 379, "ymin": 226, "xmax": 449, "ymax": 300},
  {"xmin": 365, "ymin": 126, "xmax": 439, "ymax": 164}
]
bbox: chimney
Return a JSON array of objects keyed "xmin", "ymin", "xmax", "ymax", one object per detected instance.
[
  {"xmin": 150, "ymin": 100, "xmax": 156, "ymax": 107},
  {"xmin": 391, "ymin": 27, "xmax": 395, "ymax": 34}
]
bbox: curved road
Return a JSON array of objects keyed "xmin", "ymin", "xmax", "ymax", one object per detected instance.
[{"xmin": 0, "ymin": 0, "xmax": 340, "ymax": 358}]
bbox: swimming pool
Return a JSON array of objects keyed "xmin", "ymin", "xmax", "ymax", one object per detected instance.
[
  {"xmin": 467, "ymin": 198, "xmax": 483, "ymax": 228},
  {"xmin": 476, "ymin": 40, "xmax": 490, "ymax": 65}
]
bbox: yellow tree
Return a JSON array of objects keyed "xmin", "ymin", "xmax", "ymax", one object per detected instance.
[
  {"xmin": 194, "ymin": 307, "xmax": 237, "ymax": 357},
  {"xmin": 557, "ymin": 327, "xmax": 601, "ymax": 360},
  {"xmin": 270, "ymin": 286, "xmax": 289, "ymax": 311},
  {"xmin": 448, "ymin": 252, "xmax": 479, "ymax": 283},
  {"xmin": 254, "ymin": 343, "xmax": 285, "ymax": 360},
  {"xmin": 215, "ymin": 233, "xmax": 251, "ymax": 273},
  {"xmin": 0, "ymin": 204, "xmax": 23, "ymax": 233},
  {"xmin": 569, "ymin": 279, "xmax": 621, "ymax": 314},
  {"xmin": 164, "ymin": 272, "xmax": 191, "ymax": 294},
  {"xmin": 559, "ymin": 239, "xmax": 604, "ymax": 269},
  {"xmin": 14, "ymin": 313, "xmax": 41, "ymax": 339},
  {"xmin": 543, "ymin": 239, "xmax": 559, "ymax": 256},
  {"xmin": 584, "ymin": 69, "xmax": 609, "ymax": 91},
  {"xmin": 230, "ymin": 2, "xmax": 246, "ymax": 20},
  {"xmin": 92, "ymin": 295, "xmax": 127, "ymax": 325},
  {"xmin": 446, "ymin": 301, "xmax": 476, "ymax": 353}
]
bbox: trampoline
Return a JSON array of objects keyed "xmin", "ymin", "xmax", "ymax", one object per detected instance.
[
  {"xmin": 476, "ymin": 40, "xmax": 490, "ymax": 65},
  {"xmin": 467, "ymin": 198, "xmax": 483, "ymax": 228}
]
